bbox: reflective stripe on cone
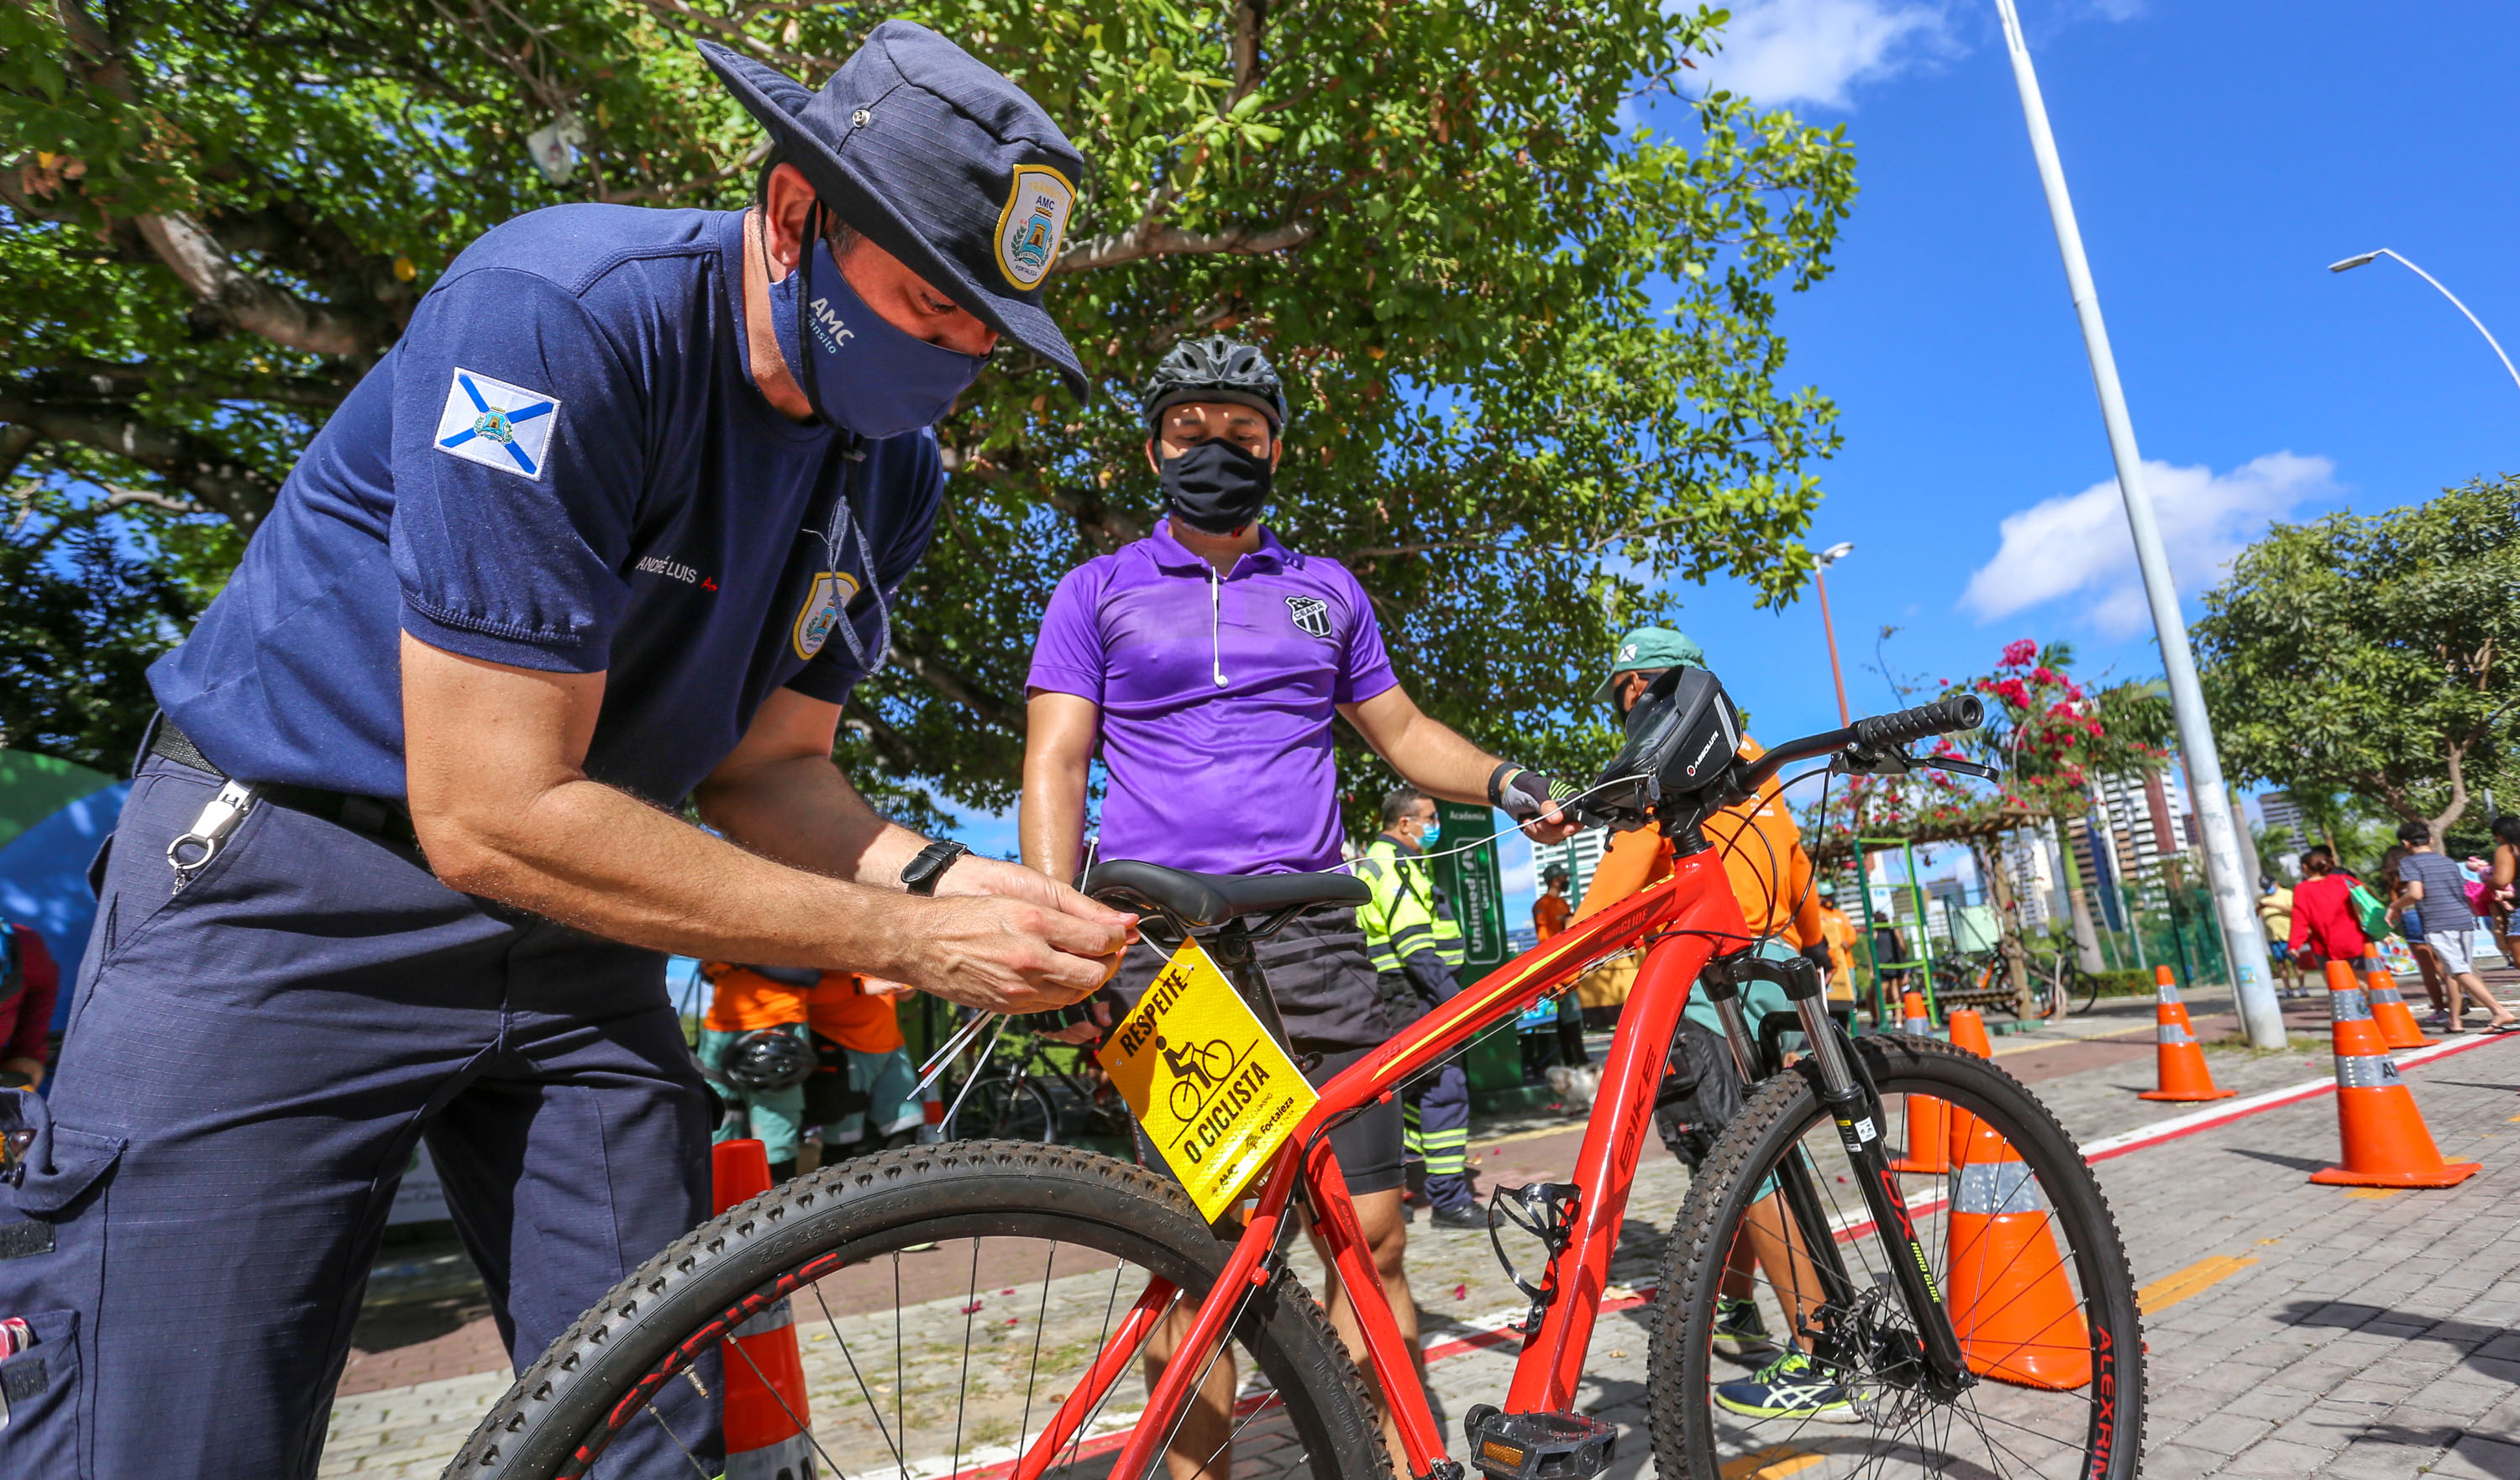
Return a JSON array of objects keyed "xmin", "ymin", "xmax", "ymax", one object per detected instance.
[
  {"xmin": 2309, "ymin": 960, "xmax": 2480, "ymax": 1189},
  {"xmin": 2364, "ymin": 967, "xmax": 2426, "ymax": 1051}
]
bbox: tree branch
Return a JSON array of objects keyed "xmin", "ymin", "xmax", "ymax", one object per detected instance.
[
  {"xmin": 885, "ymin": 633, "xmax": 1025, "ymax": 734},
  {"xmin": 0, "ymin": 426, "xmax": 39, "ymax": 485},
  {"xmin": 134, "ymin": 213, "xmax": 373, "ymax": 357},
  {"xmin": 19, "ymin": 358, "xmax": 354, "ymax": 410},
  {"xmin": 840, "ymin": 695, "xmax": 921, "ymax": 774},
  {"xmin": 1056, "ymin": 219, "xmax": 1315, "ymax": 274},
  {"xmin": 635, "ymin": 0, "xmax": 842, "ymax": 75},
  {"xmin": 0, "ymin": 395, "xmax": 278, "ymax": 528},
  {"xmin": 100, "ymin": 485, "xmax": 206, "ymax": 516}
]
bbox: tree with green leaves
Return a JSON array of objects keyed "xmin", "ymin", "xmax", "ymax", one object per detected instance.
[
  {"xmin": 3, "ymin": 0, "xmax": 1855, "ymax": 820},
  {"xmin": 2197, "ymin": 475, "xmax": 2520, "ymax": 848}
]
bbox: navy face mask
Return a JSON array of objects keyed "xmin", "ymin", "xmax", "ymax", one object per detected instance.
[{"xmin": 765, "ymin": 214, "xmax": 987, "ymax": 440}]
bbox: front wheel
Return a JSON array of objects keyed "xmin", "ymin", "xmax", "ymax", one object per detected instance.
[
  {"xmin": 444, "ymin": 1142, "xmax": 1391, "ymax": 1480},
  {"xmin": 1648, "ymin": 1034, "xmax": 2143, "ymax": 1480}
]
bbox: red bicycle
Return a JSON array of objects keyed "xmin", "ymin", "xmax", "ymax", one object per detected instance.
[{"xmin": 451, "ymin": 676, "xmax": 2143, "ymax": 1480}]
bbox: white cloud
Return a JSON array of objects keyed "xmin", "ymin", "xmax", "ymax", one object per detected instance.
[
  {"xmin": 1698, "ymin": 0, "xmax": 1955, "ymax": 108},
  {"xmin": 1960, "ymin": 452, "xmax": 2339, "ymax": 635}
]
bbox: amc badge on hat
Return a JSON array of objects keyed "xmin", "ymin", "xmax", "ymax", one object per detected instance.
[{"xmin": 995, "ymin": 165, "xmax": 1074, "ymax": 289}]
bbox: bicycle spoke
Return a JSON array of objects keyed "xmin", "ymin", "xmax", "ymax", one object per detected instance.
[
  {"xmin": 952, "ymin": 1236, "xmax": 981, "ymax": 1477},
  {"xmin": 1016, "ymin": 1241, "xmax": 1058, "ymax": 1459},
  {"xmin": 812, "ymin": 1282, "xmax": 910, "ymax": 1477},
  {"xmin": 726, "ymin": 1334, "xmax": 851, "ymax": 1479},
  {"xmin": 636, "ymin": 1398, "xmax": 717, "ymax": 1480}
]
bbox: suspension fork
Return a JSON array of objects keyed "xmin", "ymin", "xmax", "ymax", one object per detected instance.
[
  {"xmin": 1698, "ymin": 971, "xmax": 1863, "ymax": 1320},
  {"xmin": 1709, "ymin": 952, "xmax": 1974, "ymax": 1398}
]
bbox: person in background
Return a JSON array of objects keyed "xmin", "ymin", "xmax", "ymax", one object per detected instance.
[
  {"xmin": 1569, "ymin": 626, "xmax": 1845, "ymax": 1424},
  {"xmin": 1534, "ymin": 867, "xmax": 1573, "ymax": 940},
  {"xmin": 2390, "ymin": 821, "xmax": 2518, "ymax": 1034},
  {"xmin": 698, "ymin": 962, "xmax": 820, "ymax": 1181},
  {"xmin": 1357, "ymin": 786, "xmax": 1480, "ymax": 1230},
  {"xmin": 2488, "ymin": 816, "xmax": 2520, "ymax": 967},
  {"xmin": 0, "ymin": 918, "xmax": 59, "ymax": 1090},
  {"xmin": 2379, "ymin": 843, "xmax": 2452, "ymax": 1022},
  {"xmin": 1814, "ymin": 881, "xmax": 1861, "ymax": 1031},
  {"xmin": 2257, "ymin": 874, "xmax": 2303, "ymax": 998},
  {"xmin": 2287, "ymin": 845, "xmax": 2367, "ymax": 988},
  {"xmin": 804, "ymin": 973, "xmax": 921, "ymax": 1167}
]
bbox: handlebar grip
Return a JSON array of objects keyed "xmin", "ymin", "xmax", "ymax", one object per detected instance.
[{"xmin": 1851, "ymin": 694, "xmax": 1984, "ymax": 750}]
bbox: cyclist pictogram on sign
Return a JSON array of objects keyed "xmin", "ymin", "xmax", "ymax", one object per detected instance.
[{"xmin": 1098, "ymin": 937, "xmax": 1318, "ymax": 1220}]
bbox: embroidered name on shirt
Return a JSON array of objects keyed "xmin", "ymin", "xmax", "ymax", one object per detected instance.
[{"xmin": 635, "ymin": 554, "xmax": 703, "ymax": 584}]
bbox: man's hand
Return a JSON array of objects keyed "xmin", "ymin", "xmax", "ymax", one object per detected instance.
[
  {"xmin": 934, "ymin": 854, "xmax": 1137, "ymax": 979},
  {"xmin": 1497, "ymin": 767, "xmax": 1583, "ymax": 844},
  {"xmin": 892, "ymin": 891, "xmax": 1133, "ymax": 1014}
]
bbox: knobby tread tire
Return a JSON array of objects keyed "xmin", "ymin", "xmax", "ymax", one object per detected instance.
[
  {"xmin": 1646, "ymin": 1033, "xmax": 2145, "ymax": 1480},
  {"xmin": 441, "ymin": 1140, "xmax": 1393, "ymax": 1480}
]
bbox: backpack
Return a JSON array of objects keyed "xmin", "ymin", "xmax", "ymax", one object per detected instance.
[{"xmin": 1652, "ymin": 1017, "xmax": 1745, "ymax": 1171}]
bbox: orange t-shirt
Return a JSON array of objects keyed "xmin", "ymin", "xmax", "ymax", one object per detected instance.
[
  {"xmin": 1571, "ymin": 737, "xmax": 1824, "ymax": 951},
  {"xmin": 808, "ymin": 973, "xmax": 906, "ymax": 1055},
  {"xmin": 701, "ymin": 963, "xmax": 811, "ymax": 1032},
  {"xmin": 1533, "ymin": 892, "xmax": 1572, "ymax": 940}
]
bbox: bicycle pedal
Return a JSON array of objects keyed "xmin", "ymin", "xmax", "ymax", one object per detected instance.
[{"xmin": 1462, "ymin": 1404, "xmax": 1616, "ymax": 1480}]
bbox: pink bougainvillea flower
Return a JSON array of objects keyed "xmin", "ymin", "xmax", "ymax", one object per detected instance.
[{"xmin": 2003, "ymin": 638, "xmax": 2040, "ymax": 667}]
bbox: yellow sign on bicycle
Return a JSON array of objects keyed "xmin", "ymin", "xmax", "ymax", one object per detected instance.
[{"xmin": 1097, "ymin": 936, "xmax": 1320, "ymax": 1221}]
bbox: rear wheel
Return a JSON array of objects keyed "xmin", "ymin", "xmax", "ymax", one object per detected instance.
[
  {"xmin": 1648, "ymin": 1035, "xmax": 2143, "ymax": 1480},
  {"xmin": 445, "ymin": 1141, "xmax": 1390, "ymax": 1480},
  {"xmin": 951, "ymin": 1071, "xmax": 1059, "ymax": 1142}
]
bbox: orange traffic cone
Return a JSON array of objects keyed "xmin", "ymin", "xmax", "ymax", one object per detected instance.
[
  {"xmin": 2310, "ymin": 962, "xmax": 2480, "ymax": 1189},
  {"xmin": 2362, "ymin": 966, "xmax": 2426, "ymax": 1051},
  {"xmin": 1887, "ymin": 990, "xmax": 1950, "ymax": 1174},
  {"xmin": 1941, "ymin": 1009, "xmax": 2092, "ymax": 1389},
  {"xmin": 712, "ymin": 1139, "xmax": 819, "ymax": 1477},
  {"xmin": 2139, "ymin": 965, "xmax": 2234, "ymax": 1102}
]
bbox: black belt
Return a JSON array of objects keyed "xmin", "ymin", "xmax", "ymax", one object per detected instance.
[{"xmin": 150, "ymin": 717, "xmax": 420, "ymax": 848}]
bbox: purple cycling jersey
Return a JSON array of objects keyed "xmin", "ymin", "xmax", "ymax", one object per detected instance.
[{"xmin": 1026, "ymin": 519, "xmax": 1398, "ymax": 876}]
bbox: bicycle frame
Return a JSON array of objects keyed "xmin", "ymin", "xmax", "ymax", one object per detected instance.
[{"xmin": 1013, "ymin": 842, "xmax": 1750, "ymax": 1480}]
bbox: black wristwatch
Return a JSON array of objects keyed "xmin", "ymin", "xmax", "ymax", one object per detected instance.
[{"xmin": 900, "ymin": 839, "xmax": 971, "ymax": 896}]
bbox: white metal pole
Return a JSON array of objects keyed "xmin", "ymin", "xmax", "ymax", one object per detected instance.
[
  {"xmin": 2331, "ymin": 249, "xmax": 2520, "ymax": 397},
  {"xmin": 1993, "ymin": 0, "xmax": 2285, "ymax": 1047}
]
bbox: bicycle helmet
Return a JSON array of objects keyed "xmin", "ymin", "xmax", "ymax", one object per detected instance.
[
  {"xmin": 721, "ymin": 1027, "xmax": 816, "ymax": 1094},
  {"xmin": 1142, "ymin": 335, "xmax": 1288, "ymax": 431}
]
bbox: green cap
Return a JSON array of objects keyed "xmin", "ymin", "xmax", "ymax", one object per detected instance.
[{"xmin": 1591, "ymin": 625, "xmax": 1707, "ymax": 706}]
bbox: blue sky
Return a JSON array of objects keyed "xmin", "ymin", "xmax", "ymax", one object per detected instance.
[{"xmin": 958, "ymin": 0, "xmax": 2520, "ymax": 919}]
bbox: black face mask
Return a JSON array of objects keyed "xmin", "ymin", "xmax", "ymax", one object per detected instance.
[{"xmin": 1158, "ymin": 438, "xmax": 1273, "ymax": 534}]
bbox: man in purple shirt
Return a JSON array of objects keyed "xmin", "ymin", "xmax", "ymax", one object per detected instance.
[{"xmin": 1020, "ymin": 335, "xmax": 1577, "ymax": 1477}]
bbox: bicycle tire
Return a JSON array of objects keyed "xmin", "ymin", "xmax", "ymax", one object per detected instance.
[
  {"xmin": 950, "ymin": 1071, "xmax": 1060, "ymax": 1142},
  {"xmin": 444, "ymin": 1141, "xmax": 1392, "ymax": 1480},
  {"xmin": 1647, "ymin": 1034, "xmax": 2144, "ymax": 1480}
]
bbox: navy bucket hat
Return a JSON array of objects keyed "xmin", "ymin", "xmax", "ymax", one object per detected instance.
[{"xmin": 701, "ymin": 23, "xmax": 1089, "ymax": 397}]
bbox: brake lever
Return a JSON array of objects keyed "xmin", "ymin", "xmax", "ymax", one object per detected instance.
[{"xmin": 1834, "ymin": 744, "xmax": 1998, "ymax": 781}]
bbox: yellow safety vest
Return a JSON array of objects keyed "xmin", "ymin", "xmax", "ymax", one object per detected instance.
[{"xmin": 1356, "ymin": 835, "xmax": 1465, "ymax": 974}]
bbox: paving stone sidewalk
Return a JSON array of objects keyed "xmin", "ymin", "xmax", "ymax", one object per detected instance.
[{"xmin": 318, "ymin": 1021, "xmax": 2520, "ymax": 1478}]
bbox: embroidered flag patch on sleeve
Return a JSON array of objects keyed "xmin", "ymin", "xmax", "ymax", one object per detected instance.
[{"xmin": 433, "ymin": 367, "xmax": 563, "ymax": 480}]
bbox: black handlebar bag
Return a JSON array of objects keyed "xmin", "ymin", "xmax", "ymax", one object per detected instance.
[{"xmin": 0, "ymin": 1086, "xmax": 123, "ymax": 1472}]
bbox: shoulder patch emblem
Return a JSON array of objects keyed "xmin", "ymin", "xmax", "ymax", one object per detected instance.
[
  {"xmin": 995, "ymin": 165, "xmax": 1075, "ymax": 290},
  {"xmin": 433, "ymin": 368, "xmax": 561, "ymax": 480},
  {"xmin": 1285, "ymin": 594, "xmax": 1333, "ymax": 640},
  {"xmin": 793, "ymin": 570, "xmax": 863, "ymax": 660}
]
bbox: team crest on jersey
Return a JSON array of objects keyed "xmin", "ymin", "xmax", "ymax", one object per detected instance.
[
  {"xmin": 793, "ymin": 570, "xmax": 862, "ymax": 660},
  {"xmin": 433, "ymin": 368, "xmax": 561, "ymax": 480},
  {"xmin": 1285, "ymin": 595, "xmax": 1333, "ymax": 639},
  {"xmin": 994, "ymin": 165, "xmax": 1075, "ymax": 290}
]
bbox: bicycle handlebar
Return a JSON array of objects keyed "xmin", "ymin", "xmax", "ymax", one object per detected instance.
[{"xmin": 1736, "ymin": 693, "xmax": 1986, "ymax": 794}]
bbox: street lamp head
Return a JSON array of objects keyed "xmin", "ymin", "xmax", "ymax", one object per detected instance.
[
  {"xmin": 1818, "ymin": 541, "xmax": 1856, "ymax": 565},
  {"xmin": 2328, "ymin": 251, "xmax": 2383, "ymax": 273}
]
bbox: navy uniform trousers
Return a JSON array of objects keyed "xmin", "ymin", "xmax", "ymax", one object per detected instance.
[
  {"xmin": 0, "ymin": 754, "xmax": 714, "ymax": 1478},
  {"xmin": 1390, "ymin": 950, "xmax": 1473, "ymax": 1211}
]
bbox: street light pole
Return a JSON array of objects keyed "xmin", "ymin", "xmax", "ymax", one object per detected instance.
[
  {"xmin": 2329, "ymin": 249, "xmax": 2520, "ymax": 397},
  {"xmin": 1814, "ymin": 541, "xmax": 1856, "ymax": 727},
  {"xmin": 1992, "ymin": 0, "xmax": 2285, "ymax": 1049}
]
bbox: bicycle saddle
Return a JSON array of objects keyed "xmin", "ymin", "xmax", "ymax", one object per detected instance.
[{"xmin": 1081, "ymin": 860, "xmax": 1369, "ymax": 930}]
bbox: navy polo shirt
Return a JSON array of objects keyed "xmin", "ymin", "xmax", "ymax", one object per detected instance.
[{"xmin": 151, "ymin": 204, "xmax": 942, "ymax": 806}]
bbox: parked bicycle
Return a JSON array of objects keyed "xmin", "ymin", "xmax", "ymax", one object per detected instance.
[
  {"xmin": 937, "ymin": 1014, "xmax": 1137, "ymax": 1147},
  {"xmin": 449, "ymin": 677, "xmax": 2143, "ymax": 1480}
]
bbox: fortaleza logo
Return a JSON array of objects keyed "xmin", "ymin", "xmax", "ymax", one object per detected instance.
[{"xmin": 808, "ymin": 297, "xmax": 856, "ymax": 357}]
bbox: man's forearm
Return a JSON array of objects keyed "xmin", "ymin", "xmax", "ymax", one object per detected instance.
[
  {"xmin": 1381, "ymin": 712, "xmax": 1506, "ymax": 805},
  {"xmin": 1020, "ymin": 760, "xmax": 1089, "ymax": 880},
  {"xmin": 696, "ymin": 750, "xmax": 927, "ymax": 885},
  {"xmin": 433, "ymin": 769, "xmax": 927, "ymax": 976}
]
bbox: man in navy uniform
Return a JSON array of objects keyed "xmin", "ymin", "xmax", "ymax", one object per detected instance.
[{"xmin": 0, "ymin": 24, "xmax": 1131, "ymax": 1477}]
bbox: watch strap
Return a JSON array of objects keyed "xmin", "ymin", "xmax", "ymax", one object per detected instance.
[{"xmin": 902, "ymin": 839, "xmax": 971, "ymax": 896}]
